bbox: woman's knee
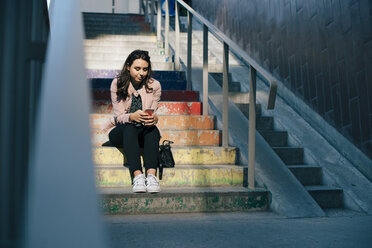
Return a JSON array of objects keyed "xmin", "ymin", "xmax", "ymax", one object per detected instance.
[{"xmin": 145, "ymin": 126, "xmax": 160, "ymax": 141}]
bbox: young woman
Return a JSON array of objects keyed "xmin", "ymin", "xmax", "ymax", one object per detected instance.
[{"xmin": 102, "ymin": 50, "xmax": 161, "ymax": 193}]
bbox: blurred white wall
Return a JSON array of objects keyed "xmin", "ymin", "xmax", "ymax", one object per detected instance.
[{"xmin": 80, "ymin": 0, "xmax": 141, "ymax": 13}]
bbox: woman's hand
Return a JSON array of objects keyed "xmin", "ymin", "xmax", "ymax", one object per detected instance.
[
  {"xmin": 143, "ymin": 113, "xmax": 158, "ymax": 126},
  {"xmin": 129, "ymin": 110, "xmax": 158, "ymax": 126},
  {"xmin": 129, "ymin": 110, "xmax": 148, "ymax": 123}
]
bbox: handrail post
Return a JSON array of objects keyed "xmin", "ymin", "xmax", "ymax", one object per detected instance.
[
  {"xmin": 145, "ymin": 0, "xmax": 149, "ymax": 22},
  {"xmin": 156, "ymin": 0, "xmax": 161, "ymax": 46},
  {"xmin": 203, "ymin": 24, "xmax": 209, "ymax": 116},
  {"xmin": 248, "ymin": 66, "xmax": 257, "ymax": 189},
  {"xmin": 165, "ymin": 0, "xmax": 170, "ymax": 55},
  {"xmin": 222, "ymin": 42, "xmax": 229, "ymax": 147},
  {"xmin": 175, "ymin": 0, "xmax": 180, "ymax": 70},
  {"xmin": 186, "ymin": 11, "xmax": 192, "ymax": 90},
  {"xmin": 150, "ymin": 0, "xmax": 154, "ymax": 31},
  {"xmin": 139, "ymin": 0, "xmax": 143, "ymax": 14}
]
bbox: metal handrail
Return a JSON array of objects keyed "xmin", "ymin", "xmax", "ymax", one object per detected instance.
[{"xmin": 153, "ymin": 0, "xmax": 277, "ymax": 189}]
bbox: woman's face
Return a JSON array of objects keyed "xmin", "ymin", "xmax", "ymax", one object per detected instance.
[{"xmin": 127, "ymin": 58, "xmax": 149, "ymax": 84}]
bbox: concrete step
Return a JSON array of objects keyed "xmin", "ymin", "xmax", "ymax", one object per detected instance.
[
  {"xmin": 92, "ymin": 101, "xmax": 202, "ymax": 115},
  {"xmin": 99, "ymin": 187, "xmax": 268, "ymax": 214},
  {"xmin": 210, "ymin": 73, "xmax": 241, "ymax": 92},
  {"xmin": 93, "ymin": 146, "xmax": 237, "ymax": 165},
  {"xmin": 92, "ymin": 89, "xmax": 199, "ymax": 102},
  {"xmin": 193, "ymin": 63, "xmax": 223, "ymax": 72},
  {"xmin": 83, "ymin": 34, "xmax": 157, "ymax": 42},
  {"xmin": 84, "ymin": 46, "xmax": 164, "ymax": 55},
  {"xmin": 228, "ymin": 92, "xmax": 250, "ymax": 104},
  {"xmin": 305, "ymin": 186, "xmax": 344, "ymax": 209},
  {"xmin": 85, "ymin": 31, "xmax": 155, "ymax": 37},
  {"xmin": 85, "ymin": 61, "xmax": 174, "ymax": 70},
  {"xmin": 256, "ymin": 116, "xmax": 274, "ymax": 130},
  {"xmin": 83, "ymin": 18, "xmax": 148, "ymax": 24},
  {"xmin": 236, "ymin": 103, "xmax": 262, "ymax": 118},
  {"xmin": 83, "ymin": 13, "xmax": 146, "ymax": 22},
  {"xmin": 90, "ymin": 114, "xmax": 215, "ymax": 130},
  {"xmin": 84, "ymin": 40, "xmax": 160, "ymax": 48},
  {"xmin": 84, "ymin": 25, "xmax": 151, "ymax": 33},
  {"xmin": 258, "ymin": 130, "xmax": 288, "ymax": 147},
  {"xmin": 84, "ymin": 22, "xmax": 150, "ymax": 28},
  {"xmin": 92, "ymin": 129, "xmax": 221, "ymax": 146},
  {"xmin": 272, "ymin": 147, "xmax": 304, "ymax": 165},
  {"xmin": 209, "ymin": 72, "xmax": 233, "ymax": 83},
  {"xmin": 95, "ymin": 164, "xmax": 246, "ymax": 187},
  {"xmin": 84, "ymin": 52, "xmax": 170, "ymax": 62},
  {"xmin": 287, "ymin": 165, "xmax": 323, "ymax": 186}
]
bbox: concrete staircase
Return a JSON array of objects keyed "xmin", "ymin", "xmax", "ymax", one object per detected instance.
[
  {"xmin": 210, "ymin": 73, "xmax": 344, "ymax": 209},
  {"xmin": 83, "ymin": 13, "xmax": 173, "ymax": 71},
  {"xmin": 83, "ymin": 12, "xmax": 268, "ymax": 215}
]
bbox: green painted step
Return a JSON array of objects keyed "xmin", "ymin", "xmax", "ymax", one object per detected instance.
[
  {"xmin": 93, "ymin": 146, "xmax": 237, "ymax": 165},
  {"xmin": 99, "ymin": 187, "xmax": 268, "ymax": 215},
  {"xmin": 95, "ymin": 164, "xmax": 246, "ymax": 187}
]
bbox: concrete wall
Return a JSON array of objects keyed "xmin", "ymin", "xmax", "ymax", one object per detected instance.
[
  {"xmin": 80, "ymin": 0, "xmax": 141, "ymax": 13},
  {"xmin": 192, "ymin": 0, "xmax": 372, "ymax": 161}
]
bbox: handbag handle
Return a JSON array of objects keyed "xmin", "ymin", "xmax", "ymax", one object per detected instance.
[{"xmin": 162, "ymin": 140, "xmax": 174, "ymax": 146}]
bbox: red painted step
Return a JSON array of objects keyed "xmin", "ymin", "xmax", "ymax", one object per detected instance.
[{"xmin": 91, "ymin": 89, "xmax": 199, "ymax": 101}]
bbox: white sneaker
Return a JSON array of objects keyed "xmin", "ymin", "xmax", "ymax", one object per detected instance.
[
  {"xmin": 132, "ymin": 174, "xmax": 146, "ymax": 193},
  {"xmin": 146, "ymin": 174, "xmax": 160, "ymax": 193}
]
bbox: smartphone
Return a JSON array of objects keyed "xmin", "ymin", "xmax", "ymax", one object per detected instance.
[{"xmin": 145, "ymin": 109, "xmax": 154, "ymax": 116}]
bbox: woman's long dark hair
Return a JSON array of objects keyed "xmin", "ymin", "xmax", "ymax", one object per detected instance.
[{"xmin": 116, "ymin": 50, "xmax": 153, "ymax": 100}]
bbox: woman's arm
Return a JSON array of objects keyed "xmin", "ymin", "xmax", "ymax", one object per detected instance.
[
  {"xmin": 110, "ymin": 78, "xmax": 131, "ymax": 124},
  {"xmin": 150, "ymin": 79, "xmax": 162, "ymax": 111}
]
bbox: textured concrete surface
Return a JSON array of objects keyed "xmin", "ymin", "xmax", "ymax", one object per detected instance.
[
  {"xmin": 90, "ymin": 114, "xmax": 215, "ymax": 130},
  {"xmin": 92, "ymin": 101, "xmax": 202, "ymax": 115},
  {"xmin": 92, "ymin": 129, "xmax": 221, "ymax": 146},
  {"xmin": 99, "ymin": 187, "xmax": 268, "ymax": 215},
  {"xmin": 95, "ymin": 164, "xmax": 245, "ymax": 187},
  {"xmin": 104, "ymin": 212, "xmax": 372, "ymax": 248},
  {"xmin": 93, "ymin": 146, "xmax": 237, "ymax": 165},
  {"xmin": 163, "ymin": 18, "xmax": 325, "ymax": 217},
  {"xmin": 167, "ymin": 17, "xmax": 372, "ymax": 216}
]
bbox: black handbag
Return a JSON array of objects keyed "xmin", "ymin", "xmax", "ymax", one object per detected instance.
[{"xmin": 158, "ymin": 140, "xmax": 175, "ymax": 180}]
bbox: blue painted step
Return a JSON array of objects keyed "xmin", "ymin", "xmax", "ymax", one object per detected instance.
[
  {"xmin": 88, "ymin": 70, "xmax": 187, "ymax": 90},
  {"xmin": 90, "ymin": 78, "xmax": 186, "ymax": 90}
]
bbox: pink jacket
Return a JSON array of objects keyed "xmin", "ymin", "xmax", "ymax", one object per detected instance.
[{"xmin": 102, "ymin": 77, "xmax": 162, "ymax": 134}]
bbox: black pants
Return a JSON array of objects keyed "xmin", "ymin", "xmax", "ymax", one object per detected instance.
[{"xmin": 109, "ymin": 123, "xmax": 160, "ymax": 176}]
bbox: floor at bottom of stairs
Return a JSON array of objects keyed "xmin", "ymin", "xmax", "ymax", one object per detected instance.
[{"xmin": 104, "ymin": 211, "xmax": 372, "ymax": 248}]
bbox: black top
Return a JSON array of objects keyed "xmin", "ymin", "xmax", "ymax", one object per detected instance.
[{"xmin": 129, "ymin": 93, "xmax": 143, "ymax": 127}]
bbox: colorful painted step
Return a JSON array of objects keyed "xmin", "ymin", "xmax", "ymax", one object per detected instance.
[
  {"xmin": 92, "ymin": 101, "xmax": 202, "ymax": 115},
  {"xmin": 83, "ymin": 13, "xmax": 146, "ymax": 22},
  {"xmin": 93, "ymin": 146, "xmax": 237, "ymax": 165},
  {"xmin": 95, "ymin": 164, "xmax": 246, "ymax": 187},
  {"xmin": 98, "ymin": 187, "xmax": 268, "ymax": 214},
  {"xmin": 90, "ymin": 114, "xmax": 215, "ymax": 130},
  {"xmin": 92, "ymin": 129, "xmax": 221, "ymax": 146},
  {"xmin": 90, "ymin": 78, "xmax": 187, "ymax": 91},
  {"xmin": 91, "ymin": 89, "xmax": 199, "ymax": 101}
]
